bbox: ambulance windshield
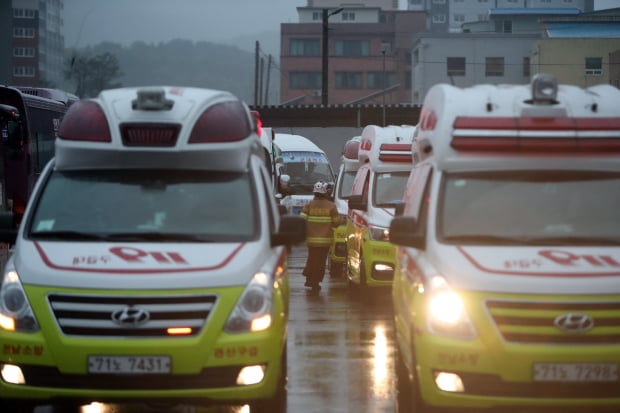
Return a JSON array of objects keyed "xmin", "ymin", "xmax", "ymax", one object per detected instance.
[
  {"xmin": 28, "ymin": 169, "xmax": 258, "ymax": 242},
  {"xmin": 280, "ymin": 151, "xmax": 335, "ymax": 195},
  {"xmin": 439, "ymin": 171, "xmax": 620, "ymax": 245},
  {"xmin": 373, "ymin": 171, "xmax": 409, "ymax": 207}
]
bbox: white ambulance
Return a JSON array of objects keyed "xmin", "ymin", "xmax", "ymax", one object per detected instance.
[
  {"xmin": 328, "ymin": 135, "xmax": 361, "ymax": 277},
  {"xmin": 346, "ymin": 124, "xmax": 415, "ymax": 290},
  {"xmin": 273, "ymin": 133, "xmax": 335, "ymax": 215},
  {"xmin": 0, "ymin": 86, "xmax": 306, "ymax": 412},
  {"xmin": 390, "ymin": 74, "xmax": 620, "ymax": 411}
]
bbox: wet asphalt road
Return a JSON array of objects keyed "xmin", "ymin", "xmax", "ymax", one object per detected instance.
[{"xmin": 31, "ymin": 244, "xmax": 398, "ymax": 413}]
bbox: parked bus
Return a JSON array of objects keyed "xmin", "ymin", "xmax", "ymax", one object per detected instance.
[{"xmin": 0, "ymin": 86, "xmax": 78, "ymax": 220}]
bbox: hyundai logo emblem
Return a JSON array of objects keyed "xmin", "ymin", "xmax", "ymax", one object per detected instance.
[
  {"xmin": 554, "ymin": 313, "xmax": 594, "ymax": 334},
  {"xmin": 111, "ymin": 306, "xmax": 150, "ymax": 327}
]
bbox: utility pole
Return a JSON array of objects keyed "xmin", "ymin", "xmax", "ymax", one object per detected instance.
[
  {"xmin": 254, "ymin": 41, "xmax": 260, "ymax": 106},
  {"xmin": 264, "ymin": 54, "xmax": 272, "ymax": 106},
  {"xmin": 321, "ymin": 7, "xmax": 344, "ymax": 106}
]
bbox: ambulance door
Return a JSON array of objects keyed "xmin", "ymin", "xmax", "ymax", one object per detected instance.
[{"xmin": 346, "ymin": 165, "xmax": 370, "ymax": 280}]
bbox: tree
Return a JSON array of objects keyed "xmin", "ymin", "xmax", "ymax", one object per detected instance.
[{"xmin": 64, "ymin": 51, "xmax": 123, "ymax": 98}]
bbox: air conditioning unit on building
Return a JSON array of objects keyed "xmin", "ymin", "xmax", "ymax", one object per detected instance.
[{"xmin": 312, "ymin": 90, "xmax": 322, "ymax": 96}]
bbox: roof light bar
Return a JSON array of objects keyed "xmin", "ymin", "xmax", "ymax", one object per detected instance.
[
  {"xmin": 132, "ymin": 87, "xmax": 174, "ymax": 111},
  {"xmin": 451, "ymin": 116, "xmax": 620, "ymax": 152},
  {"xmin": 531, "ymin": 73, "xmax": 558, "ymax": 104}
]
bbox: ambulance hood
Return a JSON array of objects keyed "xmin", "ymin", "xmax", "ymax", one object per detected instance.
[
  {"xmin": 13, "ymin": 240, "xmax": 273, "ymax": 290},
  {"xmin": 430, "ymin": 243, "xmax": 620, "ymax": 295}
]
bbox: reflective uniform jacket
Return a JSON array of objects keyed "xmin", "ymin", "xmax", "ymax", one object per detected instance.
[{"xmin": 300, "ymin": 197, "xmax": 339, "ymax": 247}]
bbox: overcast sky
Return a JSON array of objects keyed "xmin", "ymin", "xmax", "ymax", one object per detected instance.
[{"xmin": 62, "ymin": 0, "xmax": 619, "ymax": 48}]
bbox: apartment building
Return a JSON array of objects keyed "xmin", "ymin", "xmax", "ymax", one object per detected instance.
[
  {"xmin": 280, "ymin": 5, "xmax": 426, "ymax": 105},
  {"xmin": 3, "ymin": 0, "xmax": 65, "ymax": 87},
  {"xmin": 407, "ymin": 0, "xmax": 594, "ymax": 32}
]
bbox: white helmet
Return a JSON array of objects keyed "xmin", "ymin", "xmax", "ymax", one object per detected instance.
[{"xmin": 313, "ymin": 181, "xmax": 329, "ymax": 194}]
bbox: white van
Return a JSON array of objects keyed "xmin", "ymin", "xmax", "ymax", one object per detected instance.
[
  {"xmin": 346, "ymin": 124, "xmax": 415, "ymax": 289},
  {"xmin": 273, "ymin": 133, "xmax": 335, "ymax": 215},
  {"xmin": 0, "ymin": 86, "xmax": 305, "ymax": 412},
  {"xmin": 328, "ymin": 136, "xmax": 361, "ymax": 277},
  {"xmin": 390, "ymin": 74, "xmax": 620, "ymax": 411}
]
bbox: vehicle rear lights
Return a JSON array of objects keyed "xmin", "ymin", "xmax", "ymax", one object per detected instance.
[
  {"xmin": 236, "ymin": 365, "xmax": 266, "ymax": 385},
  {"xmin": 58, "ymin": 100, "xmax": 112, "ymax": 142},
  {"xmin": 434, "ymin": 371, "xmax": 464, "ymax": 393},
  {"xmin": 251, "ymin": 110, "xmax": 263, "ymax": 137},
  {"xmin": 189, "ymin": 101, "xmax": 251, "ymax": 143},
  {"xmin": 121, "ymin": 123, "xmax": 180, "ymax": 147},
  {"xmin": 1, "ymin": 364, "xmax": 25, "ymax": 385}
]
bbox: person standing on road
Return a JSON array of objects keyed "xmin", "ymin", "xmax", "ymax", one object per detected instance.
[{"xmin": 301, "ymin": 181, "xmax": 340, "ymax": 291}]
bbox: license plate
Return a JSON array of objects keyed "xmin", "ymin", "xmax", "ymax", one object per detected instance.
[
  {"xmin": 533, "ymin": 363, "xmax": 618, "ymax": 382},
  {"xmin": 88, "ymin": 355, "xmax": 171, "ymax": 374}
]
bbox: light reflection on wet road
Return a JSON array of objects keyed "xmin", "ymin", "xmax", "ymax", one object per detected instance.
[{"xmin": 33, "ymin": 244, "xmax": 397, "ymax": 413}]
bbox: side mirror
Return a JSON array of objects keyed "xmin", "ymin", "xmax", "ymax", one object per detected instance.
[
  {"xmin": 271, "ymin": 215, "xmax": 306, "ymax": 246},
  {"xmin": 348, "ymin": 194, "xmax": 367, "ymax": 211},
  {"xmin": 391, "ymin": 200, "xmax": 405, "ymax": 216},
  {"xmin": 0, "ymin": 212, "xmax": 18, "ymax": 244},
  {"xmin": 389, "ymin": 216, "xmax": 425, "ymax": 249}
]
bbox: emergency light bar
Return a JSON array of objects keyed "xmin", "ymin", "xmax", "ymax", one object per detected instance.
[
  {"xmin": 451, "ymin": 117, "xmax": 620, "ymax": 152},
  {"xmin": 343, "ymin": 139, "xmax": 360, "ymax": 160},
  {"xmin": 378, "ymin": 143, "xmax": 413, "ymax": 163}
]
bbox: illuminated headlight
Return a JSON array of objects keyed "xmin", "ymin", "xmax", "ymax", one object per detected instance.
[
  {"xmin": 0, "ymin": 270, "xmax": 39, "ymax": 332},
  {"xmin": 225, "ymin": 272, "xmax": 273, "ymax": 333},
  {"xmin": 426, "ymin": 276, "xmax": 475, "ymax": 339},
  {"xmin": 368, "ymin": 225, "xmax": 389, "ymax": 241}
]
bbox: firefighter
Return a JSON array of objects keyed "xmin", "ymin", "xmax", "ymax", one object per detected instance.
[{"xmin": 301, "ymin": 181, "xmax": 340, "ymax": 292}]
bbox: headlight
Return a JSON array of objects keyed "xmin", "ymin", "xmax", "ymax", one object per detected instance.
[
  {"xmin": 426, "ymin": 276, "xmax": 475, "ymax": 339},
  {"xmin": 224, "ymin": 272, "xmax": 273, "ymax": 333},
  {"xmin": 0, "ymin": 270, "xmax": 39, "ymax": 332},
  {"xmin": 368, "ymin": 225, "xmax": 389, "ymax": 241}
]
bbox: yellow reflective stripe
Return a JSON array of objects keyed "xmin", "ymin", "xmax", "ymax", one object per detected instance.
[
  {"xmin": 306, "ymin": 216, "xmax": 333, "ymax": 223},
  {"xmin": 306, "ymin": 236, "xmax": 332, "ymax": 244}
]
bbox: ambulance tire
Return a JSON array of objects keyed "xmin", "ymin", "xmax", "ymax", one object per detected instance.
[
  {"xmin": 50, "ymin": 403, "xmax": 82, "ymax": 413},
  {"xmin": 250, "ymin": 343, "xmax": 287, "ymax": 413},
  {"xmin": 359, "ymin": 252, "xmax": 368, "ymax": 288}
]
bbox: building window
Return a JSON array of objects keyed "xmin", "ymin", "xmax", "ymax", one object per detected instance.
[
  {"xmin": 432, "ymin": 0, "xmax": 446, "ymax": 3},
  {"xmin": 342, "ymin": 11, "xmax": 356, "ymax": 21},
  {"xmin": 335, "ymin": 40, "xmax": 370, "ymax": 56},
  {"xmin": 410, "ymin": 0, "xmax": 422, "ymax": 3},
  {"xmin": 13, "ymin": 27, "xmax": 35, "ymax": 38},
  {"xmin": 478, "ymin": 13, "xmax": 488, "ymax": 21},
  {"xmin": 432, "ymin": 14, "xmax": 446, "ymax": 23},
  {"xmin": 563, "ymin": 0, "xmax": 573, "ymax": 2},
  {"xmin": 523, "ymin": 57, "xmax": 530, "ymax": 77},
  {"xmin": 290, "ymin": 39, "xmax": 320, "ymax": 56},
  {"xmin": 447, "ymin": 57, "xmax": 466, "ymax": 76},
  {"xmin": 405, "ymin": 71, "xmax": 412, "ymax": 89},
  {"xmin": 367, "ymin": 72, "xmax": 396, "ymax": 89},
  {"xmin": 454, "ymin": 14, "xmax": 465, "ymax": 23},
  {"xmin": 289, "ymin": 72, "xmax": 322, "ymax": 89},
  {"xmin": 478, "ymin": 0, "xmax": 489, "ymax": 2},
  {"xmin": 413, "ymin": 49, "xmax": 419, "ymax": 65},
  {"xmin": 13, "ymin": 66, "xmax": 36, "ymax": 77},
  {"xmin": 381, "ymin": 41, "xmax": 392, "ymax": 54},
  {"xmin": 585, "ymin": 57, "xmax": 603, "ymax": 75},
  {"xmin": 495, "ymin": 20, "xmax": 512, "ymax": 33},
  {"xmin": 13, "ymin": 47, "xmax": 36, "ymax": 58},
  {"xmin": 312, "ymin": 11, "xmax": 321, "ymax": 21},
  {"xmin": 485, "ymin": 57, "xmax": 504, "ymax": 76},
  {"xmin": 13, "ymin": 8, "xmax": 36, "ymax": 18},
  {"xmin": 335, "ymin": 72, "xmax": 363, "ymax": 89}
]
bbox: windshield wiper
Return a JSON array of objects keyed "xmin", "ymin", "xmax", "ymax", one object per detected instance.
[
  {"xmin": 29, "ymin": 231, "xmax": 216, "ymax": 242},
  {"xmin": 30, "ymin": 231, "xmax": 111, "ymax": 241},
  {"xmin": 442, "ymin": 235, "xmax": 543, "ymax": 245},
  {"xmin": 443, "ymin": 235, "xmax": 620, "ymax": 246},
  {"xmin": 109, "ymin": 232, "xmax": 216, "ymax": 242}
]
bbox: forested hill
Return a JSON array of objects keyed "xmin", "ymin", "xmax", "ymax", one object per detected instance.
[{"xmin": 71, "ymin": 39, "xmax": 257, "ymax": 103}]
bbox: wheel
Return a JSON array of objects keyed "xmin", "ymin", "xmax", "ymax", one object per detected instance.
[
  {"xmin": 250, "ymin": 342, "xmax": 287, "ymax": 413},
  {"xmin": 395, "ymin": 336, "xmax": 429, "ymax": 413}
]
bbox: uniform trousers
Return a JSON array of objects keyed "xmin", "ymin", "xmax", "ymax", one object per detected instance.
[{"xmin": 303, "ymin": 245, "xmax": 331, "ymax": 286}]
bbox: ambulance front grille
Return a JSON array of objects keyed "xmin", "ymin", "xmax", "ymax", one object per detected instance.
[
  {"xmin": 486, "ymin": 299, "xmax": 620, "ymax": 344},
  {"xmin": 47, "ymin": 294, "xmax": 217, "ymax": 337}
]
